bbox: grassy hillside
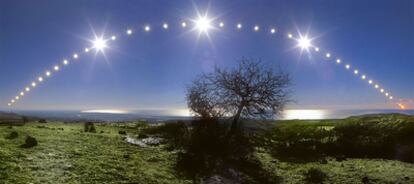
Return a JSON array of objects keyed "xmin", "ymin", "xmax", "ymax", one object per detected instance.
[
  {"xmin": 1, "ymin": 114, "xmax": 414, "ymax": 183},
  {"xmin": 0, "ymin": 122, "xmax": 190, "ymax": 184}
]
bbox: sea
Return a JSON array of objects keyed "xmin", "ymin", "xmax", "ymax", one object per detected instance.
[{"xmin": 7, "ymin": 109, "xmax": 414, "ymax": 122}]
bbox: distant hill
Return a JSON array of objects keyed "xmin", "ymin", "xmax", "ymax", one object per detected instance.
[
  {"xmin": 347, "ymin": 113, "xmax": 414, "ymax": 122},
  {"xmin": 0, "ymin": 111, "xmax": 24, "ymax": 125}
]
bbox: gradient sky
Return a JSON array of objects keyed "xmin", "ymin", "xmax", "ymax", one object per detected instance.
[{"xmin": 1, "ymin": 0, "xmax": 413, "ymax": 112}]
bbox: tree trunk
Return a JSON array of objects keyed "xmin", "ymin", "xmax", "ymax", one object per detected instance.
[{"xmin": 229, "ymin": 104, "xmax": 243, "ymax": 134}]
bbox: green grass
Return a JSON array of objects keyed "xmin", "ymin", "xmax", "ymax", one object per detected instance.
[
  {"xmin": 256, "ymin": 151, "xmax": 414, "ymax": 184},
  {"xmin": 1, "ymin": 116, "xmax": 414, "ymax": 183},
  {"xmin": 0, "ymin": 122, "xmax": 190, "ymax": 184}
]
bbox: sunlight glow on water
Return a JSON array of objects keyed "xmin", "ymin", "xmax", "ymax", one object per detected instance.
[
  {"xmin": 81, "ymin": 109, "xmax": 129, "ymax": 114},
  {"xmin": 282, "ymin": 109, "xmax": 326, "ymax": 120}
]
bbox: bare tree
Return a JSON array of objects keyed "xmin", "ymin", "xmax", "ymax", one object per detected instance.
[{"xmin": 186, "ymin": 58, "xmax": 291, "ymax": 133}]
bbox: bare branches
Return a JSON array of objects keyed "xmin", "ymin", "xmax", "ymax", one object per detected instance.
[{"xmin": 186, "ymin": 58, "xmax": 291, "ymax": 127}]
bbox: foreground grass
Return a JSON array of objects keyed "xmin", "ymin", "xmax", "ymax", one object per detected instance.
[
  {"xmin": 1, "ymin": 117, "xmax": 414, "ymax": 183},
  {"xmin": 256, "ymin": 152, "xmax": 414, "ymax": 184},
  {"xmin": 0, "ymin": 122, "xmax": 190, "ymax": 184}
]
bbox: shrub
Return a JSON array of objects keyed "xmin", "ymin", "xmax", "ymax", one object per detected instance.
[
  {"xmin": 118, "ymin": 130, "xmax": 127, "ymax": 135},
  {"xmin": 22, "ymin": 116, "xmax": 29, "ymax": 123},
  {"xmin": 176, "ymin": 118, "xmax": 254, "ymax": 179},
  {"xmin": 303, "ymin": 168, "xmax": 327, "ymax": 183},
  {"xmin": 142, "ymin": 121, "xmax": 189, "ymax": 148},
  {"xmin": 5, "ymin": 131, "xmax": 18, "ymax": 139},
  {"xmin": 21, "ymin": 136, "xmax": 38, "ymax": 148},
  {"xmin": 264, "ymin": 115, "xmax": 414, "ymax": 163},
  {"xmin": 84, "ymin": 122, "xmax": 97, "ymax": 133},
  {"xmin": 38, "ymin": 119, "xmax": 47, "ymax": 123},
  {"xmin": 265, "ymin": 124, "xmax": 334, "ymax": 162},
  {"xmin": 396, "ymin": 144, "xmax": 414, "ymax": 163}
]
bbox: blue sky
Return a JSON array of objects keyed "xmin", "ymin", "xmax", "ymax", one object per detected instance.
[{"xmin": 1, "ymin": 0, "xmax": 413, "ymax": 112}]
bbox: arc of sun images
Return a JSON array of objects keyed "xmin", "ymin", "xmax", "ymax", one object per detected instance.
[{"xmin": 5, "ymin": 11, "xmax": 409, "ymax": 110}]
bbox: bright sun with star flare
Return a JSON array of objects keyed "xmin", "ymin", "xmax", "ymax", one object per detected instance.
[
  {"xmin": 92, "ymin": 37, "xmax": 108, "ymax": 52},
  {"xmin": 298, "ymin": 36, "xmax": 311, "ymax": 49},
  {"xmin": 194, "ymin": 16, "xmax": 213, "ymax": 33}
]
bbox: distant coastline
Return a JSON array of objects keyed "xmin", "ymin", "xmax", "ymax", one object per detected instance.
[{"xmin": 3, "ymin": 109, "xmax": 413, "ymax": 122}]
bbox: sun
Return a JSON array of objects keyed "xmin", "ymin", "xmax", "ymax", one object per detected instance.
[
  {"xmin": 298, "ymin": 36, "xmax": 311, "ymax": 49},
  {"xmin": 92, "ymin": 37, "xmax": 108, "ymax": 52},
  {"xmin": 194, "ymin": 16, "xmax": 213, "ymax": 34}
]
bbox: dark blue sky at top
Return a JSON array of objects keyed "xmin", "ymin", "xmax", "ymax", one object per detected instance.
[{"xmin": 0, "ymin": 0, "xmax": 413, "ymax": 112}]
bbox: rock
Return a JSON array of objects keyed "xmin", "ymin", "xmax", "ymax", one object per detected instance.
[
  {"xmin": 63, "ymin": 164, "xmax": 73, "ymax": 170},
  {"xmin": 21, "ymin": 136, "xmax": 38, "ymax": 148},
  {"xmin": 202, "ymin": 174, "xmax": 240, "ymax": 184},
  {"xmin": 126, "ymin": 136, "xmax": 147, "ymax": 147},
  {"xmin": 141, "ymin": 137, "xmax": 164, "ymax": 146}
]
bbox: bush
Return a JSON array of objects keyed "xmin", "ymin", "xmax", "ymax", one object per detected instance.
[
  {"xmin": 5, "ymin": 131, "xmax": 18, "ymax": 139},
  {"xmin": 118, "ymin": 130, "xmax": 127, "ymax": 135},
  {"xmin": 84, "ymin": 122, "xmax": 96, "ymax": 133},
  {"xmin": 303, "ymin": 168, "xmax": 327, "ymax": 184},
  {"xmin": 396, "ymin": 144, "xmax": 414, "ymax": 163},
  {"xmin": 38, "ymin": 119, "xmax": 47, "ymax": 123},
  {"xmin": 265, "ymin": 124, "xmax": 334, "ymax": 162},
  {"xmin": 176, "ymin": 118, "xmax": 254, "ymax": 179},
  {"xmin": 21, "ymin": 136, "xmax": 38, "ymax": 148},
  {"xmin": 142, "ymin": 121, "xmax": 189, "ymax": 149},
  {"xmin": 263, "ymin": 115, "xmax": 414, "ymax": 163}
]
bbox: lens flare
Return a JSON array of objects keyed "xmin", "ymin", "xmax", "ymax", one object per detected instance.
[
  {"xmin": 315, "ymin": 47, "xmax": 319, "ymax": 52},
  {"xmin": 270, "ymin": 28, "xmax": 276, "ymax": 34},
  {"xmin": 63, "ymin": 59, "xmax": 68, "ymax": 65},
  {"xmin": 254, "ymin": 25, "xmax": 260, "ymax": 32},
  {"xmin": 336, "ymin": 59, "xmax": 341, "ymax": 64},
  {"xmin": 111, "ymin": 35, "xmax": 117, "ymax": 40}
]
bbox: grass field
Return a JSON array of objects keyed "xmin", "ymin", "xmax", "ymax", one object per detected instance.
[
  {"xmin": 0, "ymin": 122, "xmax": 190, "ymax": 184},
  {"xmin": 1, "ymin": 117, "xmax": 414, "ymax": 183}
]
